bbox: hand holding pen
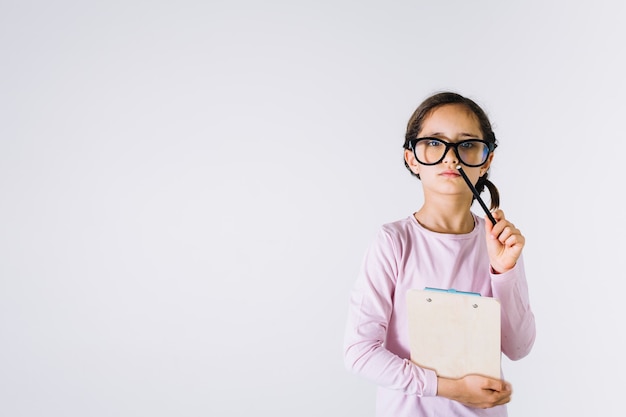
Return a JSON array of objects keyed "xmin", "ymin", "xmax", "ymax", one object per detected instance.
[{"xmin": 456, "ymin": 166, "xmax": 525, "ymax": 273}]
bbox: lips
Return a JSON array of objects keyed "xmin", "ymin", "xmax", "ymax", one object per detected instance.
[{"xmin": 440, "ymin": 170, "xmax": 461, "ymax": 177}]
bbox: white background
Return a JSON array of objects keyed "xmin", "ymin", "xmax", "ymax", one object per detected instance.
[{"xmin": 1, "ymin": 1, "xmax": 625, "ymax": 416}]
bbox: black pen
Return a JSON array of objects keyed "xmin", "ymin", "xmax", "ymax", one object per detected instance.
[{"xmin": 456, "ymin": 165, "xmax": 497, "ymax": 226}]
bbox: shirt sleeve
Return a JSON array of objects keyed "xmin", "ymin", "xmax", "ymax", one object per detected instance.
[
  {"xmin": 343, "ymin": 229, "xmax": 438, "ymax": 397},
  {"xmin": 490, "ymin": 255, "xmax": 537, "ymax": 360}
]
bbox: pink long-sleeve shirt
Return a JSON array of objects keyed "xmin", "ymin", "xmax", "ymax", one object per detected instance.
[{"xmin": 344, "ymin": 214, "xmax": 536, "ymax": 417}]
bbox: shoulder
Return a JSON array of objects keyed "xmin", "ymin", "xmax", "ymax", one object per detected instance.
[
  {"xmin": 361, "ymin": 216, "xmax": 418, "ymax": 274},
  {"xmin": 379, "ymin": 215, "xmax": 417, "ymax": 238},
  {"xmin": 371, "ymin": 215, "xmax": 422, "ymax": 253}
]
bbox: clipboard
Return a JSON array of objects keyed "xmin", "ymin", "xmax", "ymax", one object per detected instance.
[{"xmin": 406, "ymin": 288, "xmax": 501, "ymax": 379}]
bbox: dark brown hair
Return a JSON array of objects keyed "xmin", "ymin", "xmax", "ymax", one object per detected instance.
[{"xmin": 403, "ymin": 91, "xmax": 500, "ymax": 209}]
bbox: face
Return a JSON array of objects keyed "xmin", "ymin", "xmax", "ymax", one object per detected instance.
[{"xmin": 404, "ymin": 103, "xmax": 493, "ymax": 195}]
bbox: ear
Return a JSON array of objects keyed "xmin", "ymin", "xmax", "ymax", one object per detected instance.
[
  {"xmin": 480, "ymin": 152, "xmax": 494, "ymax": 176},
  {"xmin": 404, "ymin": 149, "xmax": 420, "ymax": 176}
]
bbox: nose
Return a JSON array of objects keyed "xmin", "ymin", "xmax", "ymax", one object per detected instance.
[{"xmin": 442, "ymin": 145, "xmax": 459, "ymax": 164}]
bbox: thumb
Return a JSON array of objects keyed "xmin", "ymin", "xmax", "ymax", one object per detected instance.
[
  {"xmin": 484, "ymin": 215, "xmax": 498, "ymax": 242},
  {"xmin": 484, "ymin": 215, "xmax": 494, "ymax": 235},
  {"xmin": 484, "ymin": 209, "xmax": 503, "ymax": 239}
]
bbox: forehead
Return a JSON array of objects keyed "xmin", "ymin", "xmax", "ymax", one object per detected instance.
[{"xmin": 420, "ymin": 104, "xmax": 481, "ymax": 137}]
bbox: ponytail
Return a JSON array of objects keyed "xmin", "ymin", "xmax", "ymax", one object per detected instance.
[{"xmin": 476, "ymin": 175, "xmax": 500, "ymax": 210}]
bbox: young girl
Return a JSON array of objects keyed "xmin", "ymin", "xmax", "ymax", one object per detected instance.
[{"xmin": 343, "ymin": 92, "xmax": 536, "ymax": 416}]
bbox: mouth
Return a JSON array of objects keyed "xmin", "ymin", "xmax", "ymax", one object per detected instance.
[{"xmin": 440, "ymin": 170, "xmax": 461, "ymax": 177}]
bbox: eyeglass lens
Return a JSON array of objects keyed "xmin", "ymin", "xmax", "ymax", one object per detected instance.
[{"xmin": 413, "ymin": 139, "xmax": 490, "ymax": 166}]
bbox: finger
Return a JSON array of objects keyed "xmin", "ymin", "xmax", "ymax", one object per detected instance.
[
  {"xmin": 491, "ymin": 221, "xmax": 520, "ymax": 243},
  {"xmin": 489, "ymin": 383, "xmax": 512, "ymax": 406},
  {"xmin": 486, "ymin": 214, "xmax": 508, "ymax": 237},
  {"xmin": 487, "ymin": 222, "xmax": 506, "ymax": 241},
  {"xmin": 504, "ymin": 232, "xmax": 524, "ymax": 249},
  {"xmin": 495, "ymin": 219, "xmax": 523, "ymax": 242},
  {"xmin": 491, "ymin": 209, "xmax": 505, "ymax": 222},
  {"xmin": 485, "ymin": 210, "xmax": 504, "ymax": 234},
  {"xmin": 496, "ymin": 226, "xmax": 513, "ymax": 243},
  {"xmin": 483, "ymin": 378, "xmax": 507, "ymax": 392},
  {"xmin": 482, "ymin": 387, "xmax": 512, "ymax": 408},
  {"xmin": 493, "ymin": 394, "xmax": 512, "ymax": 406}
]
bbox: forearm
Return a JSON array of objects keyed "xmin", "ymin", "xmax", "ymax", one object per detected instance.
[
  {"xmin": 344, "ymin": 322, "xmax": 438, "ymax": 396},
  {"xmin": 491, "ymin": 260, "xmax": 536, "ymax": 360}
]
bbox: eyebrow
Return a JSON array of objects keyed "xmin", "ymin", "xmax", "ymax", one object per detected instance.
[{"xmin": 427, "ymin": 132, "xmax": 481, "ymax": 138}]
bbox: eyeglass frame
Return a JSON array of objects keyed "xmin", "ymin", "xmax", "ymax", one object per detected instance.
[{"xmin": 407, "ymin": 137, "xmax": 497, "ymax": 167}]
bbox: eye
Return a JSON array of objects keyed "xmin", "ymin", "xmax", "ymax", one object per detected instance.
[
  {"xmin": 459, "ymin": 141, "xmax": 475, "ymax": 149},
  {"xmin": 427, "ymin": 139, "xmax": 443, "ymax": 147}
]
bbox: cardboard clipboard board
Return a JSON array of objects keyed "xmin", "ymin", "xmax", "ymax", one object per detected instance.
[{"xmin": 406, "ymin": 288, "xmax": 501, "ymax": 379}]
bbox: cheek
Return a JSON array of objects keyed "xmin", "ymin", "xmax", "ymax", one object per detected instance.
[
  {"xmin": 468, "ymin": 169, "xmax": 483, "ymax": 184},
  {"xmin": 417, "ymin": 166, "xmax": 437, "ymax": 180}
]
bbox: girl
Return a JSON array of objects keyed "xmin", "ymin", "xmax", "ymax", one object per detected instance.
[{"xmin": 343, "ymin": 92, "xmax": 536, "ymax": 416}]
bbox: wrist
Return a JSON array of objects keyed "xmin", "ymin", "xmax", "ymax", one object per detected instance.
[
  {"xmin": 436, "ymin": 376, "xmax": 459, "ymax": 400},
  {"xmin": 490, "ymin": 262, "xmax": 515, "ymax": 275}
]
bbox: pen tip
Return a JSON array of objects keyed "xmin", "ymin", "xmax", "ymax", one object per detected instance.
[{"xmin": 456, "ymin": 165, "xmax": 461, "ymax": 170}]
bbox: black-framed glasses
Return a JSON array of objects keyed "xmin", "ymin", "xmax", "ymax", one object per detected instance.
[{"xmin": 408, "ymin": 137, "xmax": 497, "ymax": 167}]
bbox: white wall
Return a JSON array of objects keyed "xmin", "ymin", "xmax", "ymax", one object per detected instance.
[{"xmin": 1, "ymin": 1, "xmax": 625, "ymax": 416}]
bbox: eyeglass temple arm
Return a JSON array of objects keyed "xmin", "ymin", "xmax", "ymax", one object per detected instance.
[{"xmin": 456, "ymin": 165, "xmax": 497, "ymax": 226}]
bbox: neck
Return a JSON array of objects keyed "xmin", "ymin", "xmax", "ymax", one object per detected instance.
[{"xmin": 414, "ymin": 206, "xmax": 475, "ymax": 234}]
